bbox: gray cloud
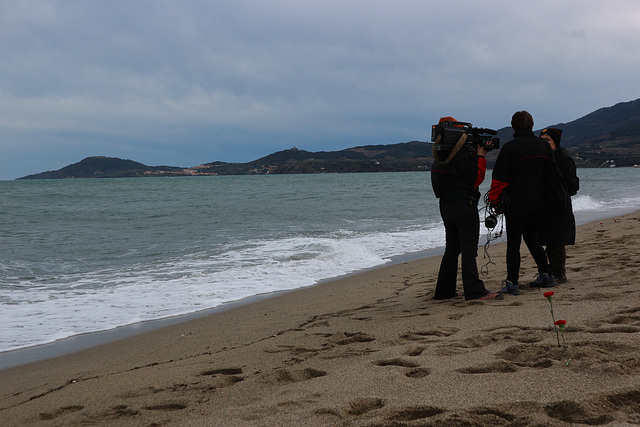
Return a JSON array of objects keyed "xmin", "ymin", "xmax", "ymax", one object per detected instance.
[{"xmin": 1, "ymin": 0, "xmax": 639, "ymax": 179}]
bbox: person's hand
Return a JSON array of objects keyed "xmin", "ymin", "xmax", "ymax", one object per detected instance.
[{"xmin": 477, "ymin": 145, "xmax": 488, "ymax": 157}]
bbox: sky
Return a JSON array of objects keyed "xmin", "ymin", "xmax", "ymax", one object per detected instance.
[{"xmin": 1, "ymin": 1, "xmax": 639, "ymax": 180}]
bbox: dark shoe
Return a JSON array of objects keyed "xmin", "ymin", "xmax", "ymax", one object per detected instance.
[
  {"xmin": 478, "ymin": 293, "xmax": 504, "ymax": 300},
  {"xmin": 530, "ymin": 273, "xmax": 557, "ymax": 288},
  {"xmin": 498, "ymin": 280, "xmax": 521, "ymax": 295},
  {"xmin": 556, "ymin": 275, "xmax": 568, "ymax": 284}
]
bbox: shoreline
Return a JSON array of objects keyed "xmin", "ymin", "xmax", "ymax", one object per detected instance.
[
  {"xmin": 0, "ymin": 246, "xmax": 451, "ymax": 371},
  {"xmin": 1, "ymin": 210, "xmax": 639, "ymax": 425},
  {"xmin": 0, "ymin": 206, "xmax": 634, "ymax": 371}
]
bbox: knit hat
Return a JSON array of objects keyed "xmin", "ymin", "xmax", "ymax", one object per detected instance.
[
  {"xmin": 541, "ymin": 127, "xmax": 562, "ymax": 147},
  {"xmin": 439, "ymin": 116, "xmax": 456, "ymax": 124},
  {"xmin": 438, "ymin": 116, "xmax": 464, "ymax": 128}
]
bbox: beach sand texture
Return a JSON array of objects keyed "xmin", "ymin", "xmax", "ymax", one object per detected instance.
[{"xmin": 1, "ymin": 212, "xmax": 639, "ymax": 426}]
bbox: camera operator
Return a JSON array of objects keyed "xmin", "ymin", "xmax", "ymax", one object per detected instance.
[
  {"xmin": 488, "ymin": 111, "xmax": 557, "ymax": 296},
  {"xmin": 431, "ymin": 116, "xmax": 502, "ymax": 301}
]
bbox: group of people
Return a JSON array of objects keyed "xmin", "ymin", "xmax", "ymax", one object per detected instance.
[{"xmin": 430, "ymin": 110, "xmax": 578, "ymax": 301}]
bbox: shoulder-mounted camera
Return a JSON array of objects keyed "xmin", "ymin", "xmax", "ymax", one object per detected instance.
[{"xmin": 431, "ymin": 120, "xmax": 500, "ymax": 152}]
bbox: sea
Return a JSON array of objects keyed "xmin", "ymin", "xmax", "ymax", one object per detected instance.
[{"xmin": 1, "ymin": 168, "xmax": 640, "ymax": 366}]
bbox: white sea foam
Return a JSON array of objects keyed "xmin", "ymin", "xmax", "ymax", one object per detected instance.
[
  {"xmin": 571, "ymin": 195, "xmax": 606, "ymax": 212},
  {"xmin": 572, "ymin": 194, "xmax": 640, "ymax": 223},
  {"xmin": 1, "ymin": 226, "xmax": 445, "ymax": 352}
]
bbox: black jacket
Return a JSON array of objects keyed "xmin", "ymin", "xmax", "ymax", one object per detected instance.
[
  {"xmin": 431, "ymin": 148, "xmax": 486, "ymax": 204},
  {"xmin": 540, "ymin": 148, "xmax": 579, "ymax": 246},
  {"xmin": 557, "ymin": 149, "xmax": 579, "ymax": 197},
  {"xmin": 489, "ymin": 130, "xmax": 552, "ymax": 217}
]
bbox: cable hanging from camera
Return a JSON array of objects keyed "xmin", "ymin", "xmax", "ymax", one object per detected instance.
[{"xmin": 479, "ymin": 190, "xmax": 504, "ymax": 276}]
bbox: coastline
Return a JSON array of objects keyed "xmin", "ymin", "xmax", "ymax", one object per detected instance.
[
  {"xmin": 0, "ymin": 207, "xmax": 634, "ymax": 371},
  {"xmin": 1, "ymin": 210, "xmax": 639, "ymax": 425},
  {"xmin": 0, "ymin": 246, "xmax": 449, "ymax": 372}
]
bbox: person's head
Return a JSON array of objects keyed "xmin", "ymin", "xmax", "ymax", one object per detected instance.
[
  {"xmin": 540, "ymin": 127, "xmax": 562, "ymax": 151},
  {"xmin": 511, "ymin": 110, "xmax": 534, "ymax": 131}
]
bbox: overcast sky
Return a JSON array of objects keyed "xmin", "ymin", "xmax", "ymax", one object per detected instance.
[{"xmin": 1, "ymin": 0, "xmax": 639, "ymax": 179}]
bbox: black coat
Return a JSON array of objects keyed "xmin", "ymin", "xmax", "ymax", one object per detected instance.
[
  {"xmin": 491, "ymin": 130, "xmax": 551, "ymax": 217},
  {"xmin": 540, "ymin": 148, "xmax": 579, "ymax": 246},
  {"xmin": 431, "ymin": 148, "xmax": 484, "ymax": 204}
]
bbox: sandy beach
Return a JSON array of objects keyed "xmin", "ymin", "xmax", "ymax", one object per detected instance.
[{"xmin": 1, "ymin": 211, "xmax": 639, "ymax": 426}]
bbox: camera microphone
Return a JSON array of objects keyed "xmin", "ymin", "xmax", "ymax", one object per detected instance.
[{"xmin": 475, "ymin": 127, "xmax": 497, "ymax": 135}]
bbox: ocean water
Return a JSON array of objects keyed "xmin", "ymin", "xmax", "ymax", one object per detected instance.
[{"xmin": 1, "ymin": 168, "xmax": 639, "ymax": 355}]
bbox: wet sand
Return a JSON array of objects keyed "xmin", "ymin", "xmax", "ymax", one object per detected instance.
[{"xmin": 1, "ymin": 212, "xmax": 639, "ymax": 426}]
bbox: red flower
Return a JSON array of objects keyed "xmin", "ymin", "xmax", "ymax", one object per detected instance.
[
  {"xmin": 544, "ymin": 291, "xmax": 555, "ymax": 298},
  {"xmin": 554, "ymin": 319, "xmax": 567, "ymax": 330}
]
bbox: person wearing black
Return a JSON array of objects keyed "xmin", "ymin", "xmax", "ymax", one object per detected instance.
[
  {"xmin": 539, "ymin": 128, "xmax": 579, "ymax": 284},
  {"xmin": 431, "ymin": 116, "xmax": 502, "ymax": 301},
  {"xmin": 489, "ymin": 111, "xmax": 557, "ymax": 295}
]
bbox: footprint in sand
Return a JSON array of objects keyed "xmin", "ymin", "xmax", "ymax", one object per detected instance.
[
  {"xmin": 334, "ymin": 331, "xmax": 375, "ymax": 345},
  {"xmin": 385, "ymin": 405, "xmax": 445, "ymax": 422},
  {"xmin": 497, "ymin": 344, "xmax": 568, "ymax": 368},
  {"xmin": 104, "ymin": 405, "xmax": 141, "ymax": 418},
  {"xmin": 373, "ymin": 358, "xmax": 420, "ymax": 368},
  {"xmin": 346, "ymin": 397, "xmax": 386, "ymax": 415},
  {"xmin": 562, "ymin": 340, "xmax": 640, "ymax": 375},
  {"xmin": 545, "ymin": 400, "xmax": 614, "ymax": 425},
  {"xmin": 142, "ymin": 402, "xmax": 188, "ymax": 411},
  {"xmin": 400, "ymin": 326, "xmax": 459, "ymax": 342},
  {"xmin": 387, "ymin": 386, "xmax": 640, "ymax": 425},
  {"xmin": 200, "ymin": 367, "xmax": 245, "ymax": 388},
  {"xmin": 405, "ymin": 367, "xmax": 431, "ymax": 378},
  {"xmin": 200, "ymin": 367, "xmax": 243, "ymax": 376},
  {"xmin": 586, "ymin": 325, "xmax": 640, "ymax": 334},
  {"xmin": 39, "ymin": 405, "xmax": 84, "ymax": 420},
  {"xmin": 468, "ymin": 407, "xmax": 518, "ymax": 423},
  {"xmin": 605, "ymin": 306, "xmax": 640, "ymax": 326},
  {"xmin": 456, "ymin": 361, "xmax": 518, "ymax": 374},
  {"xmin": 403, "ymin": 346, "xmax": 426, "ymax": 356},
  {"xmin": 313, "ymin": 397, "xmax": 387, "ymax": 420},
  {"xmin": 448, "ymin": 312, "xmax": 472, "ymax": 320},
  {"xmin": 269, "ymin": 367, "xmax": 327, "ymax": 384},
  {"xmin": 450, "ymin": 335, "xmax": 499, "ymax": 349}
]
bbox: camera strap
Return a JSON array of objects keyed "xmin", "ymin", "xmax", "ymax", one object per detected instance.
[{"xmin": 432, "ymin": 132, "xmax": 468, "ymax": 165}]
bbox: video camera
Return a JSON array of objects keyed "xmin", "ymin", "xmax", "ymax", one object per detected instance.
[{"xmin": 431, "ymin": 120, "xmax": 500, "ymax": 152}]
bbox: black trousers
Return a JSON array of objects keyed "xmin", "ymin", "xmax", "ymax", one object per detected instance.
[
  {"xmin": 434, "ymin": 198, "xmax": 487, "ymax": 300},
  {"xmin": 505, "ymin": 210, "xmax": 551, "ymax": 284},
  {"xmin": 546, "ymin": 245, "xmax": 567, "ymax": 279}
]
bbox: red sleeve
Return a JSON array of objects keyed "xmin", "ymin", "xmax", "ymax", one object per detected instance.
[
  {"xmin": 473, "ymin": 156, "xmax": 486, "ymax": 188},
  {"xmin": 489, "ymin": 179, "xmax": 508, "ymax": 204}
]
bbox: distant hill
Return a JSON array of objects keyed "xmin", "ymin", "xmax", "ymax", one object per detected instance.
[
  {"xmin": 543, "ymin": 98, "xmax": 640, "ymax": 167},
  {"xmin": 17, "ymin": 98, "xmax": 640, "ymax": 179},
  {"xmin": 547, "ymin": 98, "xmax": 640, "ymax": 148},
  {"xmin": 220, "ymin": 141, "xmax": 433, "ymax": 174},
  {"xmin": 18, "ymin": 157, "xmax": 184, "ymax": 180}
]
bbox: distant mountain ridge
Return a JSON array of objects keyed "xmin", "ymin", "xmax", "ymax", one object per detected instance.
[
  {"xmin": 550, "ymin": 98, "xmax": 640, "ymax": 149},
  {"xmin": 19, "ymin": 156, "xmax": 184, "ymax": 180},
  {"xmin": 17, "ymin": 98, "xmax": 640, "ymax": 179}
]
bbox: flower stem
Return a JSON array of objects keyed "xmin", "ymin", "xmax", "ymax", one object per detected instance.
[
  {"xmin": 548, "ymin": 301, "xmax": 560, "ymax": 347},
  {"xmin": 560, "ymin": 329, "xmax": 567, "ymax": 349}
]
